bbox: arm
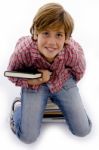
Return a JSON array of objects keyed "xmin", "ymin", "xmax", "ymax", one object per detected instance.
[
  {"xmin": 7, "ymin": 38, "xmax": 32, "ymax": 87},
  {"xmin": 7, "ymin": 53, "xmax": 51, "ymax": 87},
  {"xmin": 7, "ymin": 52, "xmax": 29, "ymax": 87},
  {"xmin": 65, "ymin": 38, "xmax": 86, "ymax": 81}
]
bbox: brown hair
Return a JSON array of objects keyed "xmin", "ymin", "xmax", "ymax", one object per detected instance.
[{"xmin": 30, "ymin": 3, "xmax": 74, "ymax": 39}]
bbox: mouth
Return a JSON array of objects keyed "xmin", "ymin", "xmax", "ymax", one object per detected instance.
[{"xmin": 45, "ymin": 47, "xmax": 57, "ymax": 52}]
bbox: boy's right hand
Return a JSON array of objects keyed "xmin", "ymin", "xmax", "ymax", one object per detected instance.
[{"xmin": 27, "ymin": 69, "xmax": 52, "ymax": 86}]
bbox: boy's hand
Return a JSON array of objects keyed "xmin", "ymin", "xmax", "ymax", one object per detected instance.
[
  {"xmin": 27, "ymin": 69, "xmax": 52, "ymax": 86},
  {"xmin": 38, "ymin": 69, "xmax": 52, "ymax": 83}
]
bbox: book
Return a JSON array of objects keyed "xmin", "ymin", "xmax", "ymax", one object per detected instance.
[
  {"xmin": 4, "ymin": 71, "xmax": 42, "ymax": 79},
  {"xmin": 42, "ymin": 117, "xmax": 65, "ymax": 123},
  {"xmin": 4, "ymin": 67, "xmax": 42, "ymax": 79},
  {"xmin": 43, "ymin": 99, "xmax": 64, "ymax": 122}
]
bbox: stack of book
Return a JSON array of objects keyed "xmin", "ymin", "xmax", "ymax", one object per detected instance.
[{"xmin": 43, "ymin": 99, "xmax": 65, "ymax": 122}]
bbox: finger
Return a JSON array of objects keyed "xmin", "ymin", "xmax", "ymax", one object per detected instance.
[
  {"xmin": 38, "ymin": 69, "xmax": 44, "ymax": 72},
  {"xmin": 38, "ymin": 78, "xmax": 43, "ymax": 82},
  {"xmin": 38, "ymin": 69, "xmax": 52, "ymax": 75}
]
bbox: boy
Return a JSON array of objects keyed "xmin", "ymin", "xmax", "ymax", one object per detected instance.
[{"xmin": 7, "ymin": 3, "xmax": 91, "ymax": 144}]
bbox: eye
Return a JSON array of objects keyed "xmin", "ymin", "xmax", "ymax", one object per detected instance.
[
  {"xmin": 56, "ymin": 33, "xmax": 63, "ymax": 38},
  {"xmin": 42, "ymin": 31, "xmax": 49, "ymax": 36}
]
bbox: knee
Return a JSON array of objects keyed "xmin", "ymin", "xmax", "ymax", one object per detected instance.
[
  {"xmin": 71, "ymin": 124, "xmax": 92, "ymax": 137},
  {"xmin": 19, "ymin": 130, "xmax": 40, "ymax": 144},
  {"xmin": 22, "ymin": 135, "xmax": 38, "ymax": 144}
]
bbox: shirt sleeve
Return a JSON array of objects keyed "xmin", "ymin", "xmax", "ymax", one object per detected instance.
[
  {"xmin": 65, "ymin": 38, "xmax": 86, "ymax": 81},
  {"xmin": 7, "ymin": 37, "xmax": 30, "ymax": 88}
]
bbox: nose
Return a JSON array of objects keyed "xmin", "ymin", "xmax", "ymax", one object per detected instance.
[{"xmin": 47, "ymin": 36, "xmax": 57, "ymax": 47}]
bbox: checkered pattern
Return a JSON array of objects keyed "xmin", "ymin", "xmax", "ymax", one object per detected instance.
[{"xmin": 7, "ymin": 36, "xmax": 86, "ymax": 93}]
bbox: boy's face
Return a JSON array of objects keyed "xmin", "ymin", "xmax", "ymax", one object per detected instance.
[{"xmin": 37, "ymin": 27, "xmax": 66, "ymax": 62}]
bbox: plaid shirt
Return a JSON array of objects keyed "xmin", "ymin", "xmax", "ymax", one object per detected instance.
[{"xmin": 7, "ymin": 36, "xmax": 86, "ymax": 93}]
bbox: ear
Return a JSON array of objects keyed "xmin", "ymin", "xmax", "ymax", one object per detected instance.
[
  {"xmin": 33, "ymin": 29, "xmax": 38, "ymax": 40},
  {"xmin": 33, "ymin": 35, "xmax": 38, "ymax": 40},
  {"xmin": 65, "ymin": 37, "xmax": 70, "ymax": 44},
  {"xmin": 33, "ymin": 33, "xmax": 38, "ymax": 40}
]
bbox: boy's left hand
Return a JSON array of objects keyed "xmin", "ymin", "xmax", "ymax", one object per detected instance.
[
  {"xmin": 27, "ymin": 69, "xmax": 52, "ymax": 86},
  {"xmin": 38, "ymin": 69, "xmax": 52, "ymax": 83}
]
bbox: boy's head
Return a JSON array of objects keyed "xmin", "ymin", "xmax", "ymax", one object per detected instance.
[
  {"xmin": 30, "ymin": 3, "xmax": 74, "ymax": 62},
  {"xmin": 30, "ymin": 3, "xmax": 74, "ymax": 40}
]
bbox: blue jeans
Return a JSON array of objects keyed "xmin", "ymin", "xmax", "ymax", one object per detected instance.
[{"xmin": 12, "ymin": 77, "xmax": 92, "ymax": 143}]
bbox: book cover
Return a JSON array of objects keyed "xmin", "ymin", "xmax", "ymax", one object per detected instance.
[{"xmin": 4, "ymin": 67, "xmax": 42, "ymax": 79}]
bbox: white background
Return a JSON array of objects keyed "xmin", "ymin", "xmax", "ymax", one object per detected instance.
[{"xmin": 0, "ymin": 0, "xmax": 99, "ymax": 149}]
